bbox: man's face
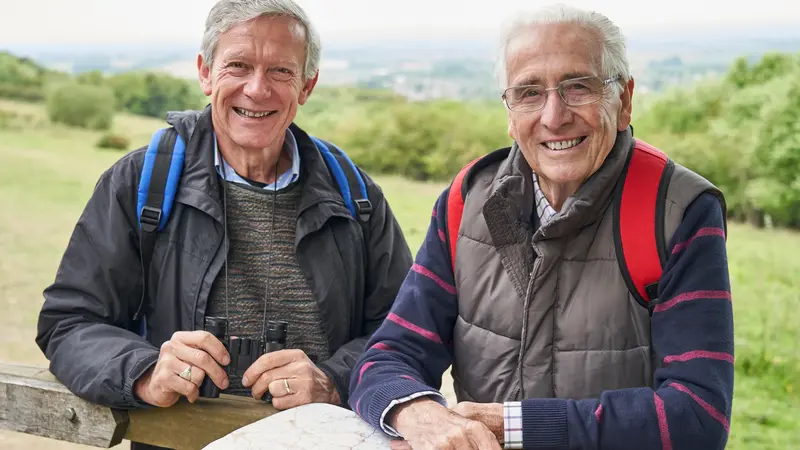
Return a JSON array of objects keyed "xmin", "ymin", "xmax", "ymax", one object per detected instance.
[
  {"xmin": 198, "ymin": 15, "xmax": 317, "ymax": 153},
  {"xmin": 504, "ymin": 23, "xmax": 634, "ymax": 189}
]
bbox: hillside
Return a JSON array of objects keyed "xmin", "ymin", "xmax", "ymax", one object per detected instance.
[{"xmin": 0, "ymin": 97, "xmax": 798, "ymax": 449}]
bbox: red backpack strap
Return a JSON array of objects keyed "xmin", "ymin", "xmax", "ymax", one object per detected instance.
[
  {"xmin": 614, "ymin": 139, "xmax": 674, "ymax": 308},
  {"xmin": 444, "ymin": 147, "xmax": 514, "ymax": 272},
  {"xmin": 446, "ymin": 157, "xmax": 481, "ymax": 271}
]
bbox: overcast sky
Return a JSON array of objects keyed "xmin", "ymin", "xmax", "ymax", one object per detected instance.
[{"xmin": 1, "ymin": 0, "xmax": 798, "ymax": 46}]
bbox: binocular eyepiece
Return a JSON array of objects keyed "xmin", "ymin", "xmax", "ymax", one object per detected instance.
[{"xmin": 198, "ymin": 317, "xmax": 288, "ymax": 400}]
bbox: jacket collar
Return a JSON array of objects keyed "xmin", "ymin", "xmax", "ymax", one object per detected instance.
[{"xmin": 166, "ymin": 106, "xmax": 353, "ymax": 235}]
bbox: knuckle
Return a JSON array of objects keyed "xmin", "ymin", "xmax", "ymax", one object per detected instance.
[
  {"xmin": 200, "ymin": 332, "xmax": 214, "ymax": 346},
  {"xmin": 465, "ymin": 422, "xmax": 482, "ymax": 433},
  {"xmin": 194, "ymin": 350, "xmax": 211, "ymax": 365}
]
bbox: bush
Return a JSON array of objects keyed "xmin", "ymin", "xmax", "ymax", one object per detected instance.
[
  {"xmin": 45, "ymin": 82, "xmax": 116, "ymax": 130},
  {"xmin": 0, "ymin": 109, "xmax": 15, "ymax": 128},
  {"xmin": 0, "ymin": 83, "xmax": 44, "ymax": 102},
  {"xmin": 96, "ymin": 133, "xmax": 130, "ymax": 150}
]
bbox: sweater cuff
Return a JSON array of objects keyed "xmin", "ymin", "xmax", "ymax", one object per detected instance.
[
  {"xmin": 381, "ymin": 390, "xmax": 447, "ymax": 437},
  {"xmin": 363, "ymin": 377, "xmax": 445, "ymax": 434},
  {"xmin": 521, "ymin": 398, "xmax": 569, "ymax": 449}
]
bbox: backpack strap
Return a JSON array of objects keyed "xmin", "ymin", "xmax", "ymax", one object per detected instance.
[
  {"xmin": 613, "ymin": 139, "xmax": 674, "ymax": 308},
  {"xmin": 446, "ymin": 158, "xmax": 481, "ymax": 271},
  {"xmin": 310, "ymin": 136, "xmax": 373, "ymax": 223},
  {"xmin": 133, "ymin": 127, "xmax": 186, "ymax": 334},
  {"xmin": 444, "ymin": 148, "xmax": 512, "ymax": 271}
]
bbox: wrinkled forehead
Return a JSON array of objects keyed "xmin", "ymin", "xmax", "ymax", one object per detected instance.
[
  {"xmin": 216, "ymin": 15, "xmax": 307, "ymax": 60},
  {"xmin": 504, "ymin": 23, "xmax": 604, "ymax": 87}
]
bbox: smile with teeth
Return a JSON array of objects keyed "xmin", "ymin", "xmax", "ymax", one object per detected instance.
[
  {"xmin": 233, "ymin": 107, "xmax": 276, "ymax": 118},
  {"xmin": 543, "ymin": 136, "xmax": 586, "ymax": 150}
]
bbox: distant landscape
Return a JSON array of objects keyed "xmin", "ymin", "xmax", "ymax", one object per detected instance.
[
  {"xmin": 7, "ymin": 24, "xmax": 800, "ymax": 100},
  {"xmin": 1, "ymin": 22, "xmax": 799, "ymax": 450}
]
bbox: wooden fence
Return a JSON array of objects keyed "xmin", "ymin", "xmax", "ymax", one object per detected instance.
[{"xmin": 0, "ymin": 362, "xmax": 280, "ymax": 449}]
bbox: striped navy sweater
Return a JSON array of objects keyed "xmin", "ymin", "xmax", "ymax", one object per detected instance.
[{"xmin": 348, "ymin": 189, "xmax": 734, "ymax": 450}]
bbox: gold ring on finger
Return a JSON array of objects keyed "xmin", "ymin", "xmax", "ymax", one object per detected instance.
[{"xmin": 283, "ymin": 378, "xmax": 293, "ymax": 395}]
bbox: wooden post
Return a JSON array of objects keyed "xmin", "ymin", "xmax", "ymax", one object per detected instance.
[{"xmin": 0, "ymin": 362, "xmax": 280, "ymax": 449}]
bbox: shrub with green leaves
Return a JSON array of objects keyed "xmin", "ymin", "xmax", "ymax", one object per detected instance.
[
  {"xmin": 96, "ymin": 133, "xmax": 130, "ymax": 150},
  {"xmin": 45, "ymin": 82, "xmax": 116, "ymax": 130}
]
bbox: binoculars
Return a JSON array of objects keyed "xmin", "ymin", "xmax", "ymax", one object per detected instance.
[{"xmin": 198, "ymin": 316, "xmax": 288, "ymax": 400}]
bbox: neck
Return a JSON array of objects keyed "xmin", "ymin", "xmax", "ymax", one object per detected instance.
[
  {"xmin": 538, "ymin": 177, "xmax": 581, "ymax": 212},
  {"xmin": 218, "ymin": 137, "xmax": 291, "ymax": 185}
]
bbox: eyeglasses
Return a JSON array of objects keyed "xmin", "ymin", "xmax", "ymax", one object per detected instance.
[{"xmin": 502, "ymin": 76, "xmax": 620, "ymax": 112}]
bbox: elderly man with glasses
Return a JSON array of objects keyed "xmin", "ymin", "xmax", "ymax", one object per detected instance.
[{"xmin": 348, "ymin": 5, "xmax": 734, "ymax": 450}]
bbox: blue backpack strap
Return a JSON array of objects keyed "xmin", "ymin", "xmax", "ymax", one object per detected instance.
[
  {"xmin": 310, "ymin": 136, "xmax": 372, "ymax": 223},
  {"xmin": 137, "ymin": 128, "xmax": 185, "ymax": 232},
  {"xmin": 133, "ymin": 127, "xmax": 185, "ymax": 337}
]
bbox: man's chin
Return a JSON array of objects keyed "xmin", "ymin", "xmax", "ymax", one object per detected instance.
[{"xmin": 536, "ymin": 163, "xmax": 593, "ymax": 185}]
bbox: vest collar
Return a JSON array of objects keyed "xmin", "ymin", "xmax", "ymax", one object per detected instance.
[{"xmin": 484, "ymin": 127, "xmax": 633, "ymax": 241}]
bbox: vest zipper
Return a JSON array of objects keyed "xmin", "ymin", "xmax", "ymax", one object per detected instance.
[{"xmin": 511, "ymin": 243, "xmax": 541, "ymax": 400}]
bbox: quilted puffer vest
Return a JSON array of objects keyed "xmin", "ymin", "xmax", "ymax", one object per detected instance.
[{"xmin": 450, "ymin": 128, "xmax": 719, "ymax": 402}]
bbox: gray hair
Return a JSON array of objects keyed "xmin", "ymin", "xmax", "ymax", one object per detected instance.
[
  {"xmin": 201, "ymin": 0, "xmax": 321, "ymax": 80},
  {"xmin": 496, "ymin": 4, "xmax": 630, "ymax": 92}
]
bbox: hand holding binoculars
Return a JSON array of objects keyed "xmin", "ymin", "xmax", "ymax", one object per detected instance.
[{"xmin": 198, "ymin": 316, "xmax": 288, "ymax": 400}]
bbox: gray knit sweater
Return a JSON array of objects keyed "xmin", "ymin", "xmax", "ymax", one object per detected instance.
[{"xmin": 206, "ymin": 180, "xmax": 331, "ymax": 396}]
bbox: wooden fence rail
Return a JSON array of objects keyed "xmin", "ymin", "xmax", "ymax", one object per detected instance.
[{"xmin": 0, "ymin": 362, "xmax": 281, "ymax": 449}]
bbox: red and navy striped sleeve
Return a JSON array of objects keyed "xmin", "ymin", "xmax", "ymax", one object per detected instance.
[
  {"xmin": 350, "ymin": 189, "xmax": 734, "ymax": 450},
  {"xmin": 348, "ymin": 187, "xmax": 459, "ymax": 429},
  {"xmin": 522, "ymin": 192, "xmax": 734, "ymax": 450}
]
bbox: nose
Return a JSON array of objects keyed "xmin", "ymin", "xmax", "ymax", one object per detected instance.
[
  {"xmin": 242, "ymin": 71, "xmax": 272, "ymax": 101},
  {"xmin": 539, "ymin": 90, "xmax": 572, "ymax": 130}
]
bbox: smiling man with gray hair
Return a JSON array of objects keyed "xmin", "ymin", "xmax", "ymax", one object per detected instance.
[
  {"xmin": 36, "ymin": 1, "xmax": 412, "ymax": 448},
  {"xmin": 349, "ymin": 4, "xmax": 734, "ymax": 450}
]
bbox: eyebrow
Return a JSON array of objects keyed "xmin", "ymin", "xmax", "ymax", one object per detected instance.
[
  {"xmin": 514, "ymin": 72, "xmax": 596, "ymax": 86},
  {"xmin": 220, "ymin": 50, "xmax": 247, "ymax": 62}
]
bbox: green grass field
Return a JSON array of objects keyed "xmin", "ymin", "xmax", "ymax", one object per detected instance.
[{"xmin": 0, "ymin": 99, "xmax": 797, "ymax": 449}]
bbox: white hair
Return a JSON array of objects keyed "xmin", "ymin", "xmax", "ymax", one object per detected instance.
[
  {"xmin": 201, "ymin": 0, "xmax": 321, "ymax": 80},
  {"xmin": 496, "ymin": 3, "xmax": 631, "ymax": 92}
]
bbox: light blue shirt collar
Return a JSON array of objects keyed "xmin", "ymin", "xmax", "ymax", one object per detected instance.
[{"xmin": 213, "ymin": 128, "xmax": 301, "ymax": 191}]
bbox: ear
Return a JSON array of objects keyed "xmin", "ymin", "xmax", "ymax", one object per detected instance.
[
  {"xmin": 507, "ymin": 104, "xmax": 518, "ymax": 141},
  {"xmin": 298, "ymin": 70, "xmax": 319, "ymax": 105},
  {"xmin": 197, "ymin": 53, "xmax": 212, "ymax": 96},
  {"xmin": 617, "ymin": 77, "xmax": 635, "ymax": 131}
]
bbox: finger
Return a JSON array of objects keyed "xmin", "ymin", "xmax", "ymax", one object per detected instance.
[
  {"xmin": 271, "ymin": 386, "xmax": 312, "ymax": 410},
  {"xmin": 468, "ymin": 424, "xmax": 502, "ymax": 450},
  {"xmin": 266, "ymin": 377, "xmax": 300, "ymax": 399},
  {"xmin": 155, "ymin": 364, "xmax": 200, "ymax": 403},
  {"xmin": 242, "ymin": 349, "xmax": 307, "ymax": 386},
  {"xmin": 170, "ymin": 341, "xmax": 229, "ymax": 390},
  {"xmin": 167, "ymin": 357, "xmax": 206, "ymax": 387},
  {"xmin": 171, "ymin": 330, "xmax": 231, "ymax": 366},
  {"xmin": 250, "ymin": 364, "xmax": 298, "ymax": 399},
  {"xmin": 248, "ymin": 362, "xmax": 311, "ymax": 395},
  {"xmin": 389, "ymin": 439, "xmax": 412, "ymax": 450}
]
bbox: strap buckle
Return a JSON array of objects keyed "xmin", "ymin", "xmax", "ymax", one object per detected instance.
[
  {"xmin": 354, "ymin": 198, "xmax": 372, "ymax": 223},
  {"xmin": 140, "ymin": 206, "xmax": 162, "ymax": 233}
]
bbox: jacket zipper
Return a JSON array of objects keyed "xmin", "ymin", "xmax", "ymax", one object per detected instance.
[{"xmin": 511, "ymin": 243, "xmax": 541, "ymax": 400}]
